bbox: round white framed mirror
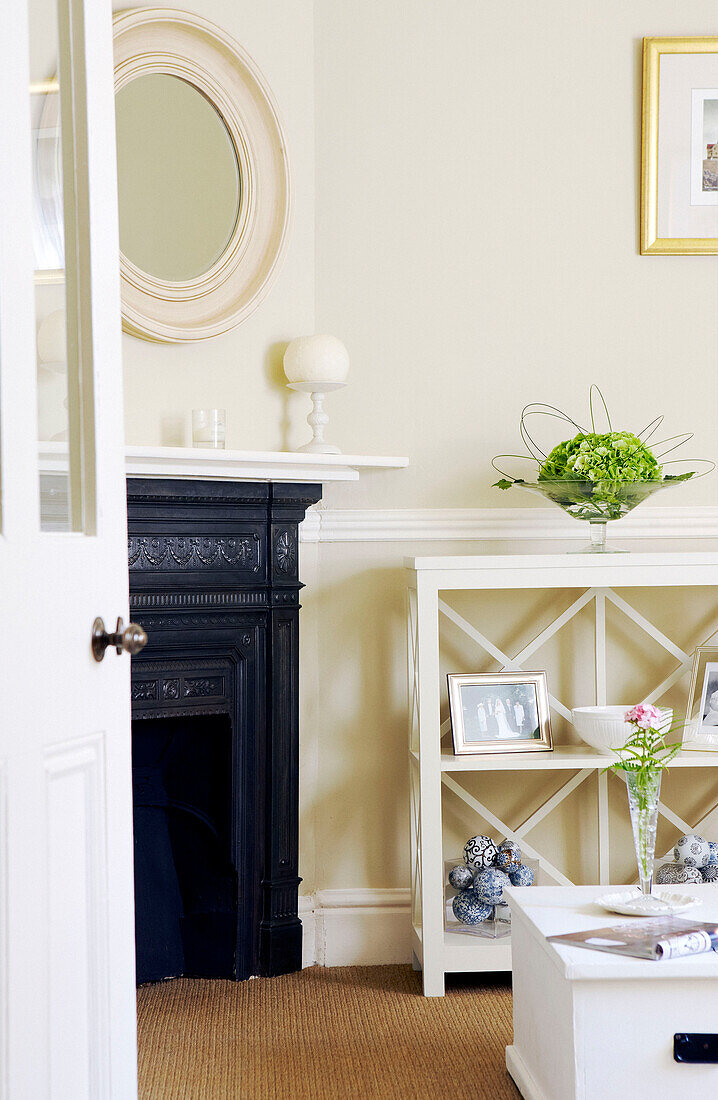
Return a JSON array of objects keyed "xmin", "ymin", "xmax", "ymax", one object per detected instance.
[{"xmin": 113, "ymin": 8, "xmax": 292, "ymax": 342}]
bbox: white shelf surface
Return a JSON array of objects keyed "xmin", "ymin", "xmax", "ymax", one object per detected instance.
[
  {"xmin": 412, "ymin": 922, "xmax": 513, "ymax": 973},
  {"xmin": 410, "ymin": 746, "xmax": 718, "ymax": 772},
  {"xmin": 407, "ymin": 549, "xmax": 718, "ymax": 569},
  {"xmin": 406, "ymin": 549, "xmax": 718, "ymax": 590},
  {"xmin": 39, "ymin": 441, "xmax": 408, "ymax": 483},
  {"xmin": 444, "ymin": 930, "xmax": 513, "ymax": 972}
]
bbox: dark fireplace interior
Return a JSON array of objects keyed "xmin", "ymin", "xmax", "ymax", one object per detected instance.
[{"xmin": 133, "ymin": 716, "xmax": 235, "ymax": 984}]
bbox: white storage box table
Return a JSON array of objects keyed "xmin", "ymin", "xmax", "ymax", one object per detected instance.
[{"xmin": 504, "ymin": 884, "xmax": 718, "ymax": 1100}]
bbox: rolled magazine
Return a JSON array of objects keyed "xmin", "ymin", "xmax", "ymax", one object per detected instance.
[{"xmin": 547, "ymin": 917, "xmax": 718, "ymax": 961}]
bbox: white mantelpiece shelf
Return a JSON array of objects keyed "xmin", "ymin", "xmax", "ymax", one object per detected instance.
[
  {"xmin": 124, "ymin": 445, "xmax": 408, "ymax": 482},
  {"xmin": 39, "ymin": 442, "xmax": 408, "ymax": 482}
]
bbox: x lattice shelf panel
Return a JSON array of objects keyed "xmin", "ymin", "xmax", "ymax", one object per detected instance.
[{"xmin": 405, "ymin": 548, "xmax": 718, "ymax": 996}]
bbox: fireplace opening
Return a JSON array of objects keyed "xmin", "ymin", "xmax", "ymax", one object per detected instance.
[{"xmin": 132, "ymin": 714, "xmax": 236, "ymax": 985}]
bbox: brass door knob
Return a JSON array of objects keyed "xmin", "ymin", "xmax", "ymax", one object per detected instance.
[{"xmin": 92, "ymin": 616, "xmax": 148, "ymax": 662}]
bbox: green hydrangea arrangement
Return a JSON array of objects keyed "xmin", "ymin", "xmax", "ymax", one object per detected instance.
[
  {"xmin": 538, "ymin": 431, "xmax": 662, "ymax": 485},
  {"xmin": 491, "ymin": 389, "xmax": 709, "ymax": 534}
]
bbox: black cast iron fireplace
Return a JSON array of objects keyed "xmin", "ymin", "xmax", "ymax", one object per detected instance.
[{"xmin": 127, "ymin": 478, "xmax": 320, "ymax": 984}]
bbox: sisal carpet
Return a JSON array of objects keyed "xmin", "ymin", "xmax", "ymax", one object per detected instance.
[{"xmin": 137, "ymin": 965, "xmax": 519, "ymax": 1099}]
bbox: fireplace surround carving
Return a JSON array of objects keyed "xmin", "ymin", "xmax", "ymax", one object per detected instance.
[{"xmin": 127, "ymin": 478, "xmax": 320, "ymax": 982}]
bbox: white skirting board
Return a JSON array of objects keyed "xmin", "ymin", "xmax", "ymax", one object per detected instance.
[
  {"xmin": 299, "ymin": 889, "xmax": 412, "ymax": 968},
  {"xmin": 298, "ymin": 896, "xmax": 317, "ymax": 970}
]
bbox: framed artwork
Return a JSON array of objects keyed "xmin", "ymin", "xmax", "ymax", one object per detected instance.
[
  {"xmin": 641, "ymin": 37, "xmax": 718, "ymax": 254},
  {"xmin": 447, "ymin": 671, "xmax": 553, "ymax": 756},
  {"xmin": 684, "ymin": 646, "xmax": 718, "ymax": 750}
]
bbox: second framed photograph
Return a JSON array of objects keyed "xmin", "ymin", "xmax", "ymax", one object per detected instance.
[
  {"xmin": 447, "ymin": 671, "xmax": 553, "ymax": 756},
  {"xmin": 684, "ymin": 646, "xmax": 718, "ymax": 750}
]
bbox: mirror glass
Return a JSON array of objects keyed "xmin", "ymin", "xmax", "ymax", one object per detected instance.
[{"xmin": 115, "ymin": 74, "xmax": 240, "ymax": 282}]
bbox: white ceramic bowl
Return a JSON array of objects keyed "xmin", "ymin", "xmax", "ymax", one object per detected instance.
[{"xmin": 571, "ymin": 705, "xmax": 673, "ymax": 753}]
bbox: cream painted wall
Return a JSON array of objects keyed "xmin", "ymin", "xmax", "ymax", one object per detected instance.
[{"xmin": 314, "ymin": 0, "xmax": 718, "ymax": 510}]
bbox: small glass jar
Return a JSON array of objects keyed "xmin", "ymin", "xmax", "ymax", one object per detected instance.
[{"xmin": 192, "ymin": 408, "xmax": 226, "ymax": 449}]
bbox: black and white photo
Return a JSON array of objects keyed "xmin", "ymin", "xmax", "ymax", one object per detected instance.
[
  {"xmin": 447, "ymin": 672, "xmax": 553, "ymax": 756},
  {"xmin": 700, "ymin": 663, "xmax": 718, "ymax": 728}
]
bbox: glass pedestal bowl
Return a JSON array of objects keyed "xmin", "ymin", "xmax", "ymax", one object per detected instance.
[{"xmin": 515, "ymin": 477, "xmax": 682, "ymax": 553}]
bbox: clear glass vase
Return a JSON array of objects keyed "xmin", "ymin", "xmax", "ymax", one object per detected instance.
[
  {"xmin": 625, "ymin": 770, "xmax": 661, "ymax": 895},
  {"xmin": 515, "ymin": 478, "xmax": 678, "ymax": 553}
]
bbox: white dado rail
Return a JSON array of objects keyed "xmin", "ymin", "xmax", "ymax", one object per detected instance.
[
  {"xmin": 300, "ymin": 505, "xmax": 718, "ymax": 542},
  {"xmin": 38, "ymin": 442, "xmax": 408, "ymax": 483}
]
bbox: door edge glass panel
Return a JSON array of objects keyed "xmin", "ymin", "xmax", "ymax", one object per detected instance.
[{"xmin": 32, "ymin": 0, "xmax": 98, "ymax": 534}]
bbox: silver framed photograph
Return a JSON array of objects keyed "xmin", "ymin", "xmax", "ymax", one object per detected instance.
[
  {"xmin": 684, "ymin": 646, "xmax": 718, "ymax": 750},
  {"xmin": 447, "ymin": 671, "xmax": 553, "ymax": 756}
]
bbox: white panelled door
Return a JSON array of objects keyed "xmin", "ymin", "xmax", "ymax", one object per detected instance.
[{"xmin": 0, "ymin": 0, "xmax": 137, "ymax": 1096}]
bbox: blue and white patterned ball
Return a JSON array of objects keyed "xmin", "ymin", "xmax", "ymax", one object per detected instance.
[
  {"xmin": 448, "ymin": 864, "xmax": 475, "ymax": 891},
  {"xmin": 451, "ymin": 891, "xmax": 493, "ymax": 925},
  {"xmin": 463, "ymin": 835, "xmax": 499, "ymax": 869},
  {"xmin": 708, "ymin": 841, "xmax": 718, "ymax": 865},
  {"xmin": 681, "ymin": 865, "xmax": 704, "ymax": 884},
  {"xmin": 473, "ymin": 867, "xmax": 510, "ymax": 906},
  {"xmin": 509, "ymin": 863, "xmax": 535, "ymax": 887},
  {"xmin": 674, "ymin": 834, "xmax": 711, "ymax": 868},
  {"xmin": 495, "ymin": 841, "xmax": 522, "ymax": 873},
  {"xmin": 656, "ymin": 862, "xmax": 703, "ymax": 885},
  {"xmin": 656, "ymin": 862, "xmax": 683, "ymax": 885},
  {"xmin": 701, "ymin": 864, "xmax": 718, "ymax": 883}
]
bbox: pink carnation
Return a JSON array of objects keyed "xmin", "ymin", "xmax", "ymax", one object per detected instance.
[{"xmin": 625, "ymin": 703, "xmax": 663, "ymax": 730}]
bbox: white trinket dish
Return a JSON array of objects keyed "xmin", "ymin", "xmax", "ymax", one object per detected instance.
[{"xmin": 595, "ymin": 889, "xmax": 701, "ymax": 917}]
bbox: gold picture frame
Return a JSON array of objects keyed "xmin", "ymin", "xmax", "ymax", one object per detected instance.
[
  {"xmin": 447, "ymin": 671, "xmax": 553, "ymax": 756},
  {"xmin": 641, "ymin": 36, "xmax": 718, "ymax": 255}
]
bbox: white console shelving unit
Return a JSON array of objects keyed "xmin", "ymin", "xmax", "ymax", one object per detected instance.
[{"xmin": 406, "ymin": 549, "xmax": 718, "ymax": 996}]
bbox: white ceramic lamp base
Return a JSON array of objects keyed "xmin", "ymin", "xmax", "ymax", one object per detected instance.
[{"xmin": 288, "ymin": 381, "xmax": 346, "ymax": 454}]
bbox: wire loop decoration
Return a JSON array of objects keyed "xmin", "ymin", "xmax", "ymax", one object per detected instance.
[{"xmin": 493, "ymin": 388, "xmax": 714, "ymax": 486}]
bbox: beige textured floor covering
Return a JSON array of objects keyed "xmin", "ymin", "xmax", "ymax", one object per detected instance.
[{"xmin": 137, "ymin": 965, "xmax": 520, "ymax": 1099}]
